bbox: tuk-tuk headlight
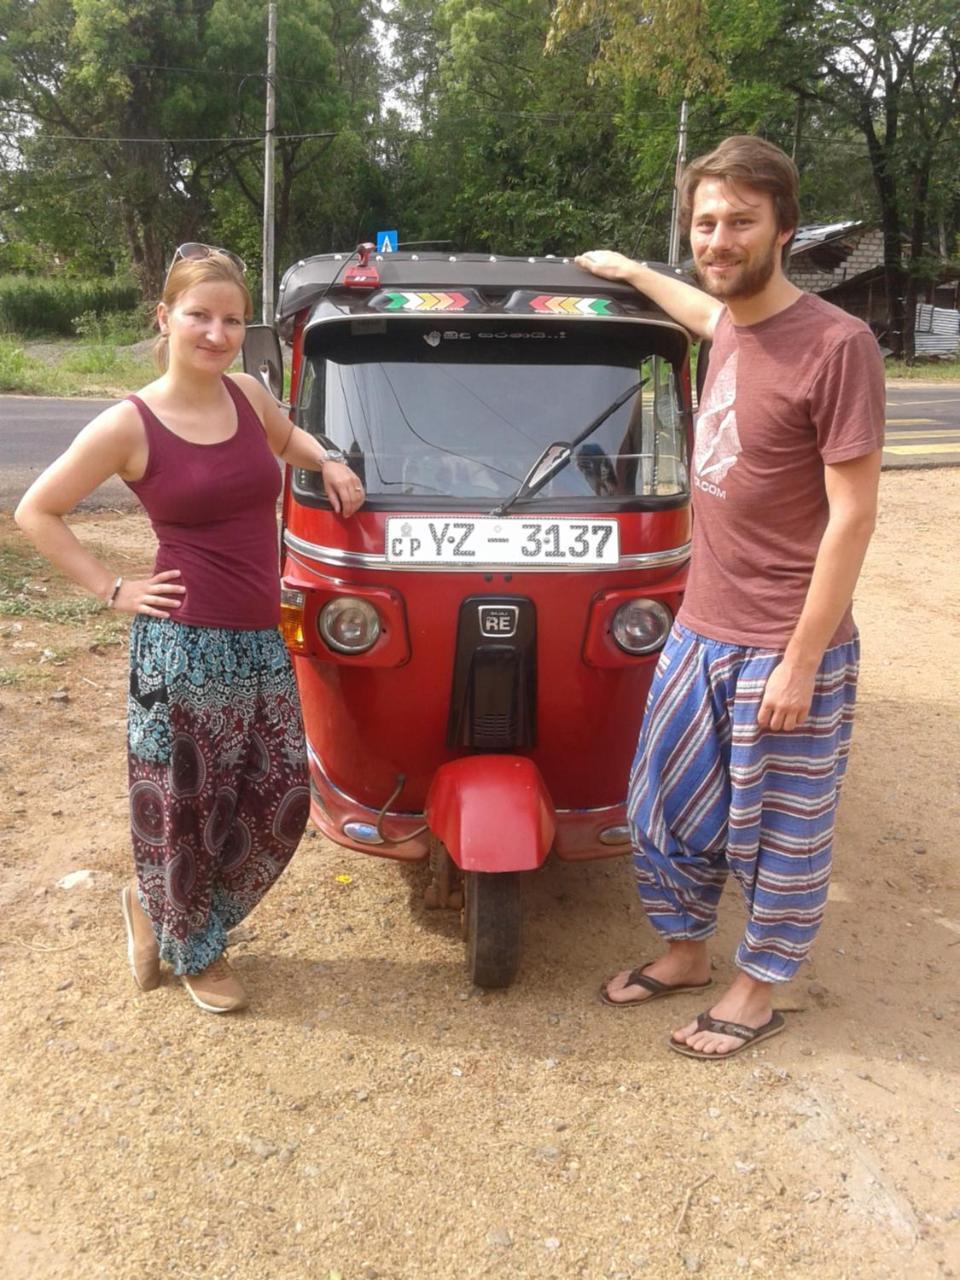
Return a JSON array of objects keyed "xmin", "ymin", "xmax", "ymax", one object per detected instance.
[
  {"xmin": 611, "ymin": 599, "xmax": 672, "ymax": 655},
  {"xmin": 318, "ymin": 597, "xmax": 381, "ymax": 654}
]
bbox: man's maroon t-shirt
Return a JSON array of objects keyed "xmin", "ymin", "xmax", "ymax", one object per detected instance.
[{"xmin": 678, "ymin": 293, "xmax": 885, "ymax": 649}]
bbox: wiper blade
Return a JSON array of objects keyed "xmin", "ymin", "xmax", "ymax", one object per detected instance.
[{"xmin": 490, "ymin": 378, "xmax": 646, "ymax": 518}]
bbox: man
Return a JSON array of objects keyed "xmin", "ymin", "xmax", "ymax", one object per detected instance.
[{"xmin": 575, "ymin": 135, "xmax": 884, "ymax": 1060}]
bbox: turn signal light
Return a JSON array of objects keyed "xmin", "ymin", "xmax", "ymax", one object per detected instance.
[{"xmin": 280, "ymin": 587, "xmax": 306, "ymax": 652}]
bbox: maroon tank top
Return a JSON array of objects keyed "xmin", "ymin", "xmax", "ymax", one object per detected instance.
[{"xmin": 125, "ymin": 378, "xmax": 282, "ymax": 629}]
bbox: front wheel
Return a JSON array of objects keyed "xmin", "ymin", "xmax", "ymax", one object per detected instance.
[{"xmin": 463, "ymin": 871, "xmax": 521, "ymax": 989}]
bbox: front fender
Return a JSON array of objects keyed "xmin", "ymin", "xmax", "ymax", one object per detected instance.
[{"xmin": 425, "ymin": 756, "xmax": 556, "ymax": 873}]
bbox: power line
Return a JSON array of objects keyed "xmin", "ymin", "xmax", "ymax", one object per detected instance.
[{"xmin": 0, "ymin": 118, "xmax": 338, "ymax": 144}]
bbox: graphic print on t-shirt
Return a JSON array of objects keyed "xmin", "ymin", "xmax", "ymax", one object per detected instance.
[{"xmin": 694, "ymin": 349, "xmax": 740, "ymax": 499}]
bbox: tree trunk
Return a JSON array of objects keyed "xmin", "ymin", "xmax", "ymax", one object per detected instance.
[
  {"xmin": 903, "ymin": 158, "xmax": 933, "ymax": 363},
  {"xmin": 862, "ymin": 111, "xmax": 905, "ymax": 358}
]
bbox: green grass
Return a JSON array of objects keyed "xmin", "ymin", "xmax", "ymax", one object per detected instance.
[
  {"xmin": 0, "ymin": 339, "xmax": 65, "ymax": 395},
  {"xmin": 0, "ymin": 540, "xmax": 102, "ymax": 623},
  {"xmin": 0, "ymin": 335, "xmax": 155, "ymax": 396},
  {"xmin": 885, "ymin": 357, "xmax": 960, "ymax": 380},
  {"xmin": 0, "ymin": 275, "xmax": 139, "ymax": 337}
]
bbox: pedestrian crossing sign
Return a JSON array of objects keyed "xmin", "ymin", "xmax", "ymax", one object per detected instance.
[{"xmin": 376, "ymin": 230, "xmax": 398, "ymax": 254}]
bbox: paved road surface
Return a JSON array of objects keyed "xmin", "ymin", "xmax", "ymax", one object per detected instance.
[
  {"xmin": 884, "ymin": 385, "xmax": 960, "ymax": 466},
  {"xmin": 0, "ymin": 395, "xmax": 127, "ymax": 510},
  {"xmin": 1, "ymin": 384, "xmax": 958, "ymax": 510}
]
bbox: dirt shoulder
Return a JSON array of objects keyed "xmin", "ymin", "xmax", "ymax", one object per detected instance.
[{"xmin": 1, "ymin": 471, "xmax": 958, "ymax": 1280}]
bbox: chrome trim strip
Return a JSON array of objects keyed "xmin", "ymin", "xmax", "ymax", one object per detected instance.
[
  {"xmin": 309, "ymin": 746, "xmax": 629, "ymax": 825},
  {"xmin": 307, "ymin": 743, "xmax": 425, "ymax": 822},
  {"xmin": 285, "ymin": 529, "xmax": 690, "ymax": 574},
  {"xmin": 553, "ymin": 803, "xmax": 626, "ymax": 816}
]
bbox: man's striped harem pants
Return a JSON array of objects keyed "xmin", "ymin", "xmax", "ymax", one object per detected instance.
[{"xmin": 626, "ymin": 623, "xmax": 860, "ymax": 983}]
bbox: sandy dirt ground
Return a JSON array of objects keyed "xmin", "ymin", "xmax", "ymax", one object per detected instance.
[{"xmin": 0, "ymin": 469, "xmax": 958, "ymax": 1280}]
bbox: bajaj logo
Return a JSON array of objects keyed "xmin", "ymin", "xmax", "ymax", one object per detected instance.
[{"xmin": 479, "ymin": 605, "xmax": 518, "ymax": 638}]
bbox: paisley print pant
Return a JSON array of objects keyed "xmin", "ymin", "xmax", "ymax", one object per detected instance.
[{"xmin": 127, "ymin": 617, "xmax": 309, "ymax": 975}]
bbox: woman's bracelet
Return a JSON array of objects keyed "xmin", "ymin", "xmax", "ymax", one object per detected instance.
[{"xmin": 104, "ymin": 576, "xmax": 123, "ymax": 608}]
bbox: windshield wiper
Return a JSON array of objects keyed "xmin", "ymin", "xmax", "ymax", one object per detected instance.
[{"xmin": 490, "ymin": 378, "xmax": 647, "ymax": 518}]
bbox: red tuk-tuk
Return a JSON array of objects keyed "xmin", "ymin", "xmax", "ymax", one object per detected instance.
[{"xmin": 244, "ymin": 247, "xmax": 693, "ymax": 987}]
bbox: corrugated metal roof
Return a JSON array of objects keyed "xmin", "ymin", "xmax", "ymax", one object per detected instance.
[{"xmin": 791, "ymin": 221, "xmax": 864, "ymax": 253}]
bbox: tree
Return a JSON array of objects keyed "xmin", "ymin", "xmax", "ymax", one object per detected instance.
[
  {"xmin": 0, "ymin": 0, "xmax": 385, "ymax": 296},
  {"xmin": 786, "ymin": 0, "xmax": 960, "ymax": 355},
  {"xmin": 549, "ymin": 0, "xmax": 960, "ymax": 357},
  {"xmin": 383, "ymin": 0, "xmax": 641, "ymax": 254}
]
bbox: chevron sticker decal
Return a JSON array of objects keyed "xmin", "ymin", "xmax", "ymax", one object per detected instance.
[
  {"xmin": 379, "ymin": 290, "xmax": 472, "ymax": 312},
  {"xmin": 528, "ymin": 295, "xmax": 615, "ymax": 316}
]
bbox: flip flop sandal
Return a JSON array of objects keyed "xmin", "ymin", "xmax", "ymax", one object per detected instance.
[
  {"xmin": 668, "ymin": 1009, "xmax": 786, "ymax": 1060},
  {"xmin": 599, "ymin": 964, "xmax": 712, "ymax": 1008}
]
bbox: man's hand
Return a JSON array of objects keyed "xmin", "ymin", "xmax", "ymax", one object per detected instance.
[
  {"xmin": 574, "ymin": 250, "xmax": 639, "ymax": 282},
  {"xmin": 575, "ymin": 250, "xmax": 722, "ymax": 340},
  {"xmin": 757, "ymin": 659, "xmax": 817, "ymax": 733}
]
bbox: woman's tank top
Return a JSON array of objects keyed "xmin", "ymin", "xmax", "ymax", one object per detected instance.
[{"xmin": 125, "ymin": 377, "xmax": 282, "ymax": 630}]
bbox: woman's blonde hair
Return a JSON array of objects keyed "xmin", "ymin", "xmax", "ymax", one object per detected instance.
[{"xmin": 153, "ymin": 250, "xmax": 253, "ymax": 371}]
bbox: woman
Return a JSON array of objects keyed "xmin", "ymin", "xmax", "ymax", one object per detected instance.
[{"xmin": 15, "ymin": 245, "xmax": 364, "ymax": 1013}]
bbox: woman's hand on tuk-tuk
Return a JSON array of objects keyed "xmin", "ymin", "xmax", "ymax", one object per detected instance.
[
  {"xmin": 319, "ymin": 458, "xmax": 365, "ymax": 517},
  {"xmin": 231, "ymin": 372, "xmax": 366, "ymax": 518}
]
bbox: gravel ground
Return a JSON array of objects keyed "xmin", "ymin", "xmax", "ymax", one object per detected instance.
[{"xmin": 0, "ymin": 469, "xmax": 958, "ymax": 1280}]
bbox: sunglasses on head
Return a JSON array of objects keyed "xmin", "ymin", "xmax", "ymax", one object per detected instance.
[{"xmin": 166, "ymin": 242, "xmax": 246, "ymax": 279}]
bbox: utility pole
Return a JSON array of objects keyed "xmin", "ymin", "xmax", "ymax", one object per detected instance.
[
  {"xmin": 667, "ymin": 99, "xmax": 689, "ymax": 267},
  {"xmin": 262, "ymin": 1, "xmax": 277, "ymax": 324}
]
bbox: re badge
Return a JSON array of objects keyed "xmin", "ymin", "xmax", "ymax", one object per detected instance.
[{"xmin": 478, "ymin": 605, "xmax": 519, "ymax": 638}]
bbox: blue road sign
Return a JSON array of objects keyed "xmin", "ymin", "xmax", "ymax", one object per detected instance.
[{"xmin": 376, "ymin": 230, "xmax": 399, "ymax": 254}]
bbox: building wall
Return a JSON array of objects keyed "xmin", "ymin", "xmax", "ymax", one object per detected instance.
[{"xmin": 788, "ymin": 228, "xmax": 885, "ymax": 294}]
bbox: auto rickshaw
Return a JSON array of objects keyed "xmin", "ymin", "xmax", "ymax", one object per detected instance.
[{"xmin": 244, "ymin": 246, "xmax": 694, "ymax": 988}]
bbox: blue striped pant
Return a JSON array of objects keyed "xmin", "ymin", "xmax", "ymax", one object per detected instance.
[{"xmin": 627, "ymin": 623, "xmax": 859, "ymax": 983}]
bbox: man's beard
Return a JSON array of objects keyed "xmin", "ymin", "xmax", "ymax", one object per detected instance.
[{"xmin": 695, "ymin": 238, "xmax": 778, "ymax": 301}]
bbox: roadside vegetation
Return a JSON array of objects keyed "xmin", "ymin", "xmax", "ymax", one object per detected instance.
[
  {"xmin": 883, "ymin": 358, "xmax": 960, "ymax": 381},
  {"xmin": 0, "ymin": 335, "xmax": 156, "ymax": 396},
  {"xmin": 0, "ymin": 274, "xmax": 156, "ymax": 396},
  {"xmin": 0, "ymin": 1, "xmax": 956, "ymax": 365},
  {"xmin": 0, "ymin": 523, "xmax": 126, "ymax": 688}
]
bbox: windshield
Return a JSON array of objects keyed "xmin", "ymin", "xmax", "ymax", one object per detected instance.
[{"xmin": 294, "ymin": 319, "xmax": 689, "ymax": 507}]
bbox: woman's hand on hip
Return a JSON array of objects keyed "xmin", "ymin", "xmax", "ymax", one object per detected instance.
[
  {"xmin": 115, "ymin": 570, "xmax": 186, "ymax": 618},
  {"xmin": 322, "ymin": 461, "xmax": 365, "ymax": 517}
]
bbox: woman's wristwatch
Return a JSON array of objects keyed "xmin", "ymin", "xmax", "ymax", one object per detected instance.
[{"xmin": 321, "ymin": 448, "xmax": 347, "ymax": 467}]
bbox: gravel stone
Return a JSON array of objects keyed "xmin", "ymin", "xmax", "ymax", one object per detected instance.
[{"xmin": 485, "ymin": 1228, "xmax": 513, "ymax": 1249}]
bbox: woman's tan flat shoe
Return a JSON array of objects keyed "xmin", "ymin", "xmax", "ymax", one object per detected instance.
[{"xmin": 120, "ymin": 885, "xmax": 161, "ymax": 991}]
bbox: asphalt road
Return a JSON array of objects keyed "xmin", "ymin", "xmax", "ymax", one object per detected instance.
[
  {"xmin": 0, "ymin": 394, "xmax": 127, "ymax": 510},
  {"xmin": 1, "ymin": 384, "xmax": 958, "ymax": 510},
  {"xmin": 884, "ymin": 384, "xmax": 960, "ymax": 466}
]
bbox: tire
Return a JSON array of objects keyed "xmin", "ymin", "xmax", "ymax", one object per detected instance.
[{"xmin": 464, "ymin": 870, "xmax": 521, "ymax": 989}]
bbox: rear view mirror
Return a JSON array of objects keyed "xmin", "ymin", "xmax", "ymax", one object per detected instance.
[{"xmin": 242, "ymin": 324, "xmax": 284, "ymax": 401}]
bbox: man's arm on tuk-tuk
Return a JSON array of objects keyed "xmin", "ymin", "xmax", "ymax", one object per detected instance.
[{"xmin": 575, "ymin": 251, "xmax": 722, "ymax": 341}]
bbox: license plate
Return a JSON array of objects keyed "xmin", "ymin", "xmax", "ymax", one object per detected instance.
[{"xmin": 385, "ymin": 517, "xmax": 620, "ymax": 566}]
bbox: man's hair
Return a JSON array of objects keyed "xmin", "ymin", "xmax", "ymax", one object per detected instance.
[{"xmin": 680, "ymin": 135, "xmax": 800, "ymax": 264}]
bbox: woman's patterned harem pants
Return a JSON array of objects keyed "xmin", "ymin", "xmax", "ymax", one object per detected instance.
[
  {"xmin": 127, "ymin": 617, "xmax": 309, "ymax": 976},
  {"xmin": 626, "ymin": 623, "xmax": 860, "ymax": 983}
]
